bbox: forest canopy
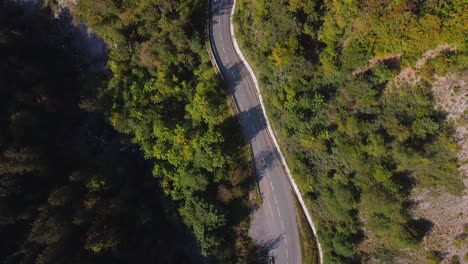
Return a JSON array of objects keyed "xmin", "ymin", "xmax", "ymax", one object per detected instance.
[
  {"xmin": 0, "ymin": 3, "xmax": 201, "ymax": 263},
  {"xmin": 1, "ymin": 0, "xmax": 260, "ymax": 263},
  {"xmin": 70, "ymin": 0, "xmax": 259, "ymax": 261}
]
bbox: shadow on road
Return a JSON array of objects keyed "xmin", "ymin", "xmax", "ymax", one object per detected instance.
[
  {"xmin": 256, "ymin": 234, "xmax": 284, "ymax": 258},
  {"xmin": 237, "ymin": 104, "xmax": 268, "ymax": 140},
  {"xmin": 225, "ymin": 61, "xmax": 251, "ymax": 90},
  {"xmin": 259, "ymin": 234, "xmax": 284, "ymax": 251},
  {"xmin": 210, "ymin": 43, "xmax": 251, "ymax": 92},
  {"xmin": 212, "ymin": 0, "xmax": 233, "ymax": 18},
  {"xmin": 246, "ymin": 234, "xmax": 284, "ymax": 264},
  {"xmin": 251, "ymin": 149, "xmax": 275, "ymax": 181}
]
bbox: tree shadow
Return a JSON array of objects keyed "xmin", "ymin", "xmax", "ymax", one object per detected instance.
[
  {"xmin": 225, "ymin": 61, "xmax": 251, "ymax": 90},
  {"xmin": 57, "ymin": 8, "xmax": 108, "ymax": 76},
  {"xmin": 211, "ymin": 0, "xmax": 233, "ymax": 18},
  {"xmin": 394, "ymin": 171, "xmax": 417, "ymax": 195},
  {"xmin": 408, "ymin": 218, "xmax": 434, "ymax": 242},
  {"xmin": 236, "ymin": 104, "xmax": 268, "ymax": 142},
  {"xmin": 252, "ymin": 149, "xmax": 275, "ymax": 182},
  {"xmin": 250, "ymin": 234, "xmax": 284, "ymax": 263}
]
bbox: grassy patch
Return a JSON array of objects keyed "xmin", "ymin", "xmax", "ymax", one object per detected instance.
[
  {"xmin": 293, "ymin": 193, "xmax": 319, "ymax": 264},
  {"xmin": 249, "ymin": 179, "xmax": 262, "ymax": 210}
]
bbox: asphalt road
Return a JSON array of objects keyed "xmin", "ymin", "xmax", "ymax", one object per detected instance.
[{"xmin": 209, "ymin": 0, "xmax": 302, "ymax": 263}]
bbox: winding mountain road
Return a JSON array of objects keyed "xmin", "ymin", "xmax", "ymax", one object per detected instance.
[{"xmin": 209, "ymin": 0, "xmax": 302, "ymax": 263}]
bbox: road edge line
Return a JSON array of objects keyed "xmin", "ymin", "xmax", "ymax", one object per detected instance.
[{"xmin": 228, "ymin": 1, "xmax": 324, "ymax": 263}]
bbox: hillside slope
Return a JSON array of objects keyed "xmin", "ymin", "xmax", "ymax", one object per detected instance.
[{"xmin": 234, "ymin": 0, "xmax": 467, "ymax": 262}]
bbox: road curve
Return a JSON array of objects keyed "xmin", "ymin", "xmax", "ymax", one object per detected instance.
[{"xmin": 209, "ymin": 0, "xmax": 302, "ymax": 263}]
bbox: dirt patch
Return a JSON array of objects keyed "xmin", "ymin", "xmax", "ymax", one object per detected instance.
[
  {"xmin": 353, "ymin": 53, "xmax": 401, "ymax": 76},
  {"xmin": 387, "ymin": 45, "xmax": 457, "ymax": 91}
]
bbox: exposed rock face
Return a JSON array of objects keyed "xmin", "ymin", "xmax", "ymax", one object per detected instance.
[
  {"xmin": 431, "ymin": 73, "xmax": 468, "ymax": 179},
  {"xmin": 355, "ymin": 46, "xmax": 467, "ymax": 263},
  {"xmin": 409, "ymin": 73, "xmax": 468, "ymax": 264}
]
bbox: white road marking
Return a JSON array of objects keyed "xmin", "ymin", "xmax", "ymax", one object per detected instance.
[
  {"xmin": 286, "ymin": 248, "xmax": 289, "ymax": 264},
  {"xmin": 280, "ymin": 219, "xmax": 284, "ymax": 230},
  {"xmin": 273, "ymin": 193, "xmax": 278, "ymax": 205},
  {"xmin": 222, "ymin": 43, "xmax": 225, "ymax": 52},
  {"xmin": 269, "ymin": 180, "xmax": 274, "ymax": 191}
]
